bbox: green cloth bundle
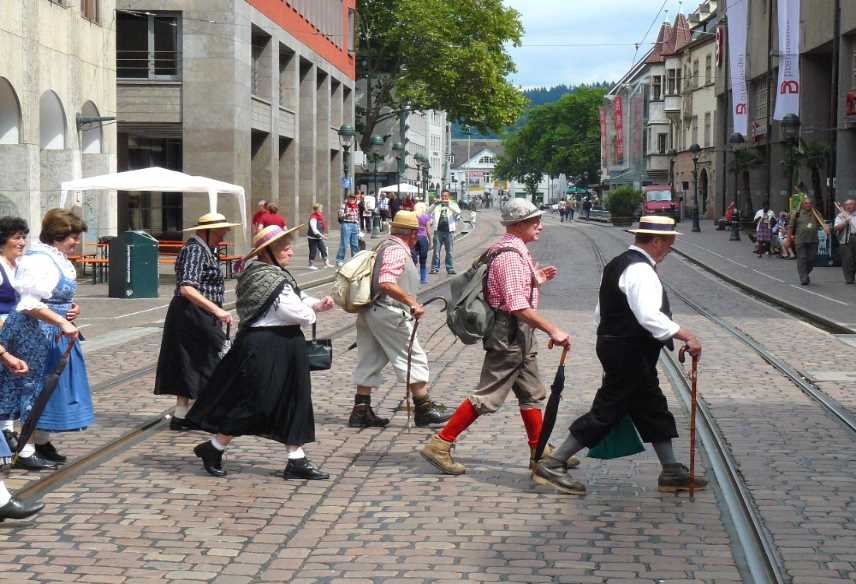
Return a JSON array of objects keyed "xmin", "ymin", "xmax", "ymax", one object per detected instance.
[{"xmin": 587, "ymin": 416, "xmax": 645, "ymax": 459}]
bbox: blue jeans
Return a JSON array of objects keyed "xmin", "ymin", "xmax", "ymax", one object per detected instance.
[
  {"xmin": 411, "ymin": 235, "xmax": 429, "ymax": 268},
  {"xmin": 336, "ymin": 222, "xmax": 360, "ymax": 263},
  {"xmin": 431, "ymin": 231, "xmax": 454, "ymax": 272}
]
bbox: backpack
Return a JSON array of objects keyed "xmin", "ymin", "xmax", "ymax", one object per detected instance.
[
  {"xmin": 331, "ymin": 240, "xmax": 394, "ymax": 313},
  {"xmin": 446, "ymin": 247, "xmax": 525, "ymax": 344}
]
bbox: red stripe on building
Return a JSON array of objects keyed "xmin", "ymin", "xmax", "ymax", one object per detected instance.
[{"xmin": 245, "ymin": 0, "xmax": 356, "ymax": 80}]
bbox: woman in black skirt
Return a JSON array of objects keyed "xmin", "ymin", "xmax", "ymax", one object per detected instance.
[
  {"xmin": 188, "ymin": 224, "xmax": 335, "ymax": 480},
  {"xmin": 154, "ymin": 212, "xmax": 240, "ymax": 430}
]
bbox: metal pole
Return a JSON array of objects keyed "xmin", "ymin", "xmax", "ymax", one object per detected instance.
[
  {"xmin": 692, "ymin": 155, "xmax": 701, "ymax": 232},
  {"xmin": 343, "ymin": 145, "xmax": 350, "ymax": 200}
]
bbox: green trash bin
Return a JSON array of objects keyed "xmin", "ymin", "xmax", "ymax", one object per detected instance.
[{"xmin": 108, "ymin": 231, "xmax": 160, "ymax": 298}]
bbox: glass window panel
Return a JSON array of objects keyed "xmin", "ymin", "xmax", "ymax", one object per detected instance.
[{"xmin": 117, "ymin": 12, "xmax": 148, "ymax": 78}]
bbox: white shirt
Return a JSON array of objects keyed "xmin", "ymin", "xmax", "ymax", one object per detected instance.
[
  {"xmin": 364, "ymin": 195, "xmax": 376, "ymax": 212},
  {"xmin": 834, "ymin": 212, "xmax": 856, "ymax": 243},
  {"xmin": 251, "ymin": 285, "xmax": 320, "ymax": 328},
  {"xmin": 15, "ymin": 242, "xmax": 76, "ymax": 312},
  {"xmin": 594, "ymin": 245, "xmax": 680, "ymax": 342},
  {"xmin": 430, "ymin": 202, "xmax": 461, "ymax": 232},
  {"xmin": 754, "ymin": 209, "xmax": 776, "ymax": 224}
]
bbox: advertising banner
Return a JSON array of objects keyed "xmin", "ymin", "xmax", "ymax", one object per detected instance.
[
  {"xmin": 599, "ymin": 106, "xmax": 608, "ymax": 164},
  {"xmin": 613, "ymin": 96, "xmax": 624, "ymax": 165},
  {"xmin": 727, "ymin": 0, "xmax": 749, "ymax": 136},
  {"xmin": 773, "ymin": 0, "xmax": 800, "ymax": 120}
]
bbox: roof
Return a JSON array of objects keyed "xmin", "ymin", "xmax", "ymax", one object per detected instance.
[
  {"xmin": 645, "ymin": 13, "xmax": 692, "ymax": 63},
  {"xmin": 450, "ymin": 139, "xmax": 505, "ymax": 169}
]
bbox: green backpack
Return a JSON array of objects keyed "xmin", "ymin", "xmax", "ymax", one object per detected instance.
[{"xmin": 446, "ymin": 247, "xmax": 524, "ymax": 345}]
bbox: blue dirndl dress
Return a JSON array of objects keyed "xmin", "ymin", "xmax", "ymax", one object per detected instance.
[{"xmin": 0, "ymin": 248, "xmax": 94, "ymax": 432}]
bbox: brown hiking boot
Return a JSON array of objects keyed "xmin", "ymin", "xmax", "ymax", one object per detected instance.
[
  {"xmin": 420, "ymin": 435, "xmax": 465, "ymax": 475},
  {"xmin": 532, "ymin": 456, "xmax": 586, "ymax": 496},
  {"xmin": 414, "ymin": 399, "xmax": 452, "ymax": 427},
  {"xmin": 529, "ymin": 444, "xmax": 580, "ymax": 471},
  {"xmin": 348, "ymin": 403, "xmax": 390, "ymax": 428},
  {"xmin": 657, "ymin": 463, "xmax": 708, "ymax": 493}
]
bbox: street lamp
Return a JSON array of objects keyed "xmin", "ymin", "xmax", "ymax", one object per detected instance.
[
  {"xmin": 414, "ymin": 153, "xmax": 425, "ymax": 200},
  {"xmin": 667, "ymin": 149, "xmax": 677, "ymax": 221},
  {"xmin": 728, "ymin": 132, "xmax": 745, "ymax": 241},
  {"xmin": 423, "ymin": 160, "xmax": 431, "ymax": 202},
  {"xmin": 337, "ymin": 124, "xmax": 355, "ymax": 200},
  {"xmin": 689, "ymin": 143, "xmax": 701, "ymax": 232},
  {"xmin": 369, "ymin": 135, "xmax": 385, "ymax": 237},
  {"xmin": 392, "ymin": 141, "xmax": 404, "ymax": 205},
  {"xmin": 781, "ymin": 113, "xmax": 801, "ymax": 210}
]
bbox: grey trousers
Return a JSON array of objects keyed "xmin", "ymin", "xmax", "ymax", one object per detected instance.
[
  {"xmin": 840, "ymin": 239, "xmax": 856, "ymax": 284},
  {"xmin": 796, "ymin": 242, "xmax": 818, "ymax": 283}
]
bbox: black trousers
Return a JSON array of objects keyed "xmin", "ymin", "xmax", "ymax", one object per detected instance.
[{"xmin": 570, "ymin": 337, "xmax": 678, "ymax": 447}]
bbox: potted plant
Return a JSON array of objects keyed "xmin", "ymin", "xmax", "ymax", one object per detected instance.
[{"xmin": 605, "ymin": 186, "xmax": 641, "ymax": 227}]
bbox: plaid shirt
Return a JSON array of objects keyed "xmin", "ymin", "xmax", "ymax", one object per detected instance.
[
  {"xmin": 339, "ymin": 201, "xmax": 360, "ymax": 223},
  {"xmin": 377, "ymin": 236, "xmax": 411, "ymax": 284},
  {"xmin": 485, "ymin": 234, "xmax": 539, "ymax": 312}
]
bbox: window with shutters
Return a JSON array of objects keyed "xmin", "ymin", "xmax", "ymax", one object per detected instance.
[
  {"xmin": 667, "ymin": 69, "xmax": 677, "ymax": 96},
  {"xmin": 657, "ymin": 133, "xmax": 667, "ymax": 154},
  {"xmin": 81, "ymin": 0, "xmax": 99, "ymax": 23},
  {"xmin": 704, "ymin": 112, "xmax": 712, "ymax": 147},
  {"xmin": 705, "ymin": 55, "xmax": 712, "ymax": 85},
  {"xmin": 692, "ymin": 59, "xmax": 700, "ymax": 89},
  {"xmin": 652, "ymin": 76, "xmax": 662, "ymax": 101},
  {"xmin": 691, "ymin": 116, "xmax": 699, "ymax": 145}
]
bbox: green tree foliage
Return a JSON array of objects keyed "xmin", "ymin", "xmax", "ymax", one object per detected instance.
[
  {"xmin": 356, "ymin": 0, "xmax": 527, "ymax": 151},
  {"xmin": 494, "ymin": 85, "xmax": 607, "ymax": 185}
]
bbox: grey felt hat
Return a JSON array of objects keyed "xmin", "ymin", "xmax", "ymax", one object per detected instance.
[{"xmin": 501, "ymin": 199, "xmax": 543, "ymax": 225}]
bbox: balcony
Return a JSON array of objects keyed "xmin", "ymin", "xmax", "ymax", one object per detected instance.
[{"xmin": 664, "ymin": 95, "xmax": 682, "ymax": 115}]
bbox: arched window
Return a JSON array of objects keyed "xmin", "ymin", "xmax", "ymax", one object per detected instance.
[
  {"xmin": 80, "ymin": 101, "xmax": 102, "ymax": 154},
  {"xmin": 39, "ymin": 90, "xmax": 67, "ymax": 150},
  {"xmin": 0, "ymin": 78, "xmax": 21, "ymax": 145}
]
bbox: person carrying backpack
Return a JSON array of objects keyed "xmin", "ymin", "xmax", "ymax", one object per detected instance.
[
  {"xmin": 419, "ymin": 199, "xmax": 571, "ymax": 475},
  {"xmin": 348, "ymin": 211, "xmax": 452, "ymax": 428}
]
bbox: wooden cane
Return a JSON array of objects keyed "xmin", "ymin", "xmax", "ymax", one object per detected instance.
[{"xmin": 688, "ymin": 353, "xmax": 699, "ymax": 500}]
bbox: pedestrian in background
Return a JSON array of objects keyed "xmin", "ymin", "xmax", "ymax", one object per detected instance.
[
  {"xmin": 388, "ymin": 192, "xmax": 401, "ymax": 219},
  {"xmin": 189, "ymin": 225, "xmax": 335, "ymax": 480},
  {"xmin": 252, "ymin": 200, "xmax": 268, "ymax": 234},
  {"xmin": 348, "ymin": 211, "xmax": 450, "ymax": 429},
  {"xmin": 834, "ymin": 199, "xmax": 856, "ymax": 284},
  {"xmin": 421, "ymin": 200, "xmax": 571, "ymax": 476},
  {"xmin": 336, "ymin": 193, "xmax": 360, "ymax": 267},
  {"xmin": 429, "ymin": 191, "xmax": 460, "ymax": 275},
  {"xmin": 401, "ymin": 193, "xmax": 416, "ymax": 211},
  {"xmin": 307, "ymin": 203, "xmax": 332, "ymax": 270},
  {"xmin": 378, "ymin": 193, "xmax": 390, "ymax": 229},
  {"xmin": 0, "ymin": 209, "xmax": 92, "ymax": 467},
  {"xmin": 155, "ymin": 212, "xmax": 238, "ymax": 430},
  {"xmin": 534, "ymin": 216, "xmax": 706, "ymax": 496},
  {"xmin": 789, "ymin": 197, "xmax": 829, "ymax": 285},
  {"xmin": 583, "ymin": 198, "xmax": 592, "ymax": 220},
  {"xmin": 258, "ymin": 202, "xmax": 286, "ymax": 229},
  {"xmin": 362, "ymin": 192, "xmax": 376, "ymax": 233},
  {"xmin": 412, "ymin": 202, "xmax": 432, "ymax": 285},
  {"xmin": 753, "ymin": 204, "xmax": 775, "ymax": 257}
]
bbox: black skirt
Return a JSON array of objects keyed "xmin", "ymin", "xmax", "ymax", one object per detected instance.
[
  {"xmin": 187, "ymin": 326, "xmax": 315, "ymax": 445},
  {"xmin": 154, "ymin": 296, "xmax": 226, "ymax": 399}
]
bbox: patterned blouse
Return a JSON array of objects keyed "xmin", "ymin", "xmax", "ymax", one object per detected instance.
[{"xmin": 175, "ymin": 235, "xmax": 225, "ymax": 306}]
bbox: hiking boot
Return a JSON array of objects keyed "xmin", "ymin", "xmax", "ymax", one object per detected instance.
[
  {"xmin": 532, "ymin": 456, "xmax": 586, "ymax": 496},
  {"xmin": 657, "ymin": 463, "xmax": 708, "ymax": 493},
  {"xmin": 414, "ymin": 400, "xmax": 451, "ymax": 427},
  {"xmin": 348, "ymin": 403, "xmax": 390, "ymax": 428},
  {"xmin": 529, "ymin": 445, "xmax": 580, "ymax": 471},
  {"xmin": 420, "ymin": 435, "xmax": 465, "ymax": 475}
]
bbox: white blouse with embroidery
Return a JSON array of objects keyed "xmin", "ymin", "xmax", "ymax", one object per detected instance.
[
  {"xmin": 251, "ymin": 284, "xmax": 320, "ymax": 328},
  {"xmin": 15, "ymin": 242, "xmax": 76, "ymax": 312}
]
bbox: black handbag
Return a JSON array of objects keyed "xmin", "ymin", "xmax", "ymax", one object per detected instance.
[{"xmin": 306, "ymin": 323, "xmax": 332, "ymax": 371}]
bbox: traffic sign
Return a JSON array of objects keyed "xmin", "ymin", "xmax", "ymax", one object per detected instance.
[{"xmin": 341, "ymin": 176, "xmax": 352, "ymax": 189}]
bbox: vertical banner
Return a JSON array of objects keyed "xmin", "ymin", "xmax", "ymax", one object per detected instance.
[
  {"xmin": 613, "ymin": 96, "xmax": 624, "ymax": 165},
  {"xmin": 727, "ymin": 0, "xmax": 749, "ymax": 136},
  {"xmin": 773, "ymin": 0, "xmax": 800, "ymax": 120},
  {"xmin": 598, "ymin": 106, "xmax": 608, "ymax": 165}
]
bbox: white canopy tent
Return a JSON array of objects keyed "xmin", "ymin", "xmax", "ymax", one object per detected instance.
[
  {"xmin": 378, "ymin": 183, "xmax": 419, "ymax": 194},
  {"xmin": 60, "ymin": 167, "xmax": 249, "ymax": 242}
]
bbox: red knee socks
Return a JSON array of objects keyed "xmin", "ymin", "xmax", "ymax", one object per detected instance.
[
  {"xmin": 520, "ymin": 408, "xmax": 544, "ymax": 449},
  {"xmin": 437, "ymin": 400, "xmax": 479, "ymax": 443}
]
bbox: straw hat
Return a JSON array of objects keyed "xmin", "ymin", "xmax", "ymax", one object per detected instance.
[
  {"xmin": 390, "ymin": 211, "xmax": 419, "ymax": 230},
  {"xmin": 183, "ymin": 212, "xmax": 241, "ymax": 231},
  {"xmin": 244, "ymin": 224, "xmax": 304, "ymax": 260},
  {"xmin": 501, "ymin": 199, "xmax": 543, "ymax": 225},
  {"xmin": 627, "ymin": 215, "xmax": 682, "ymax": 235}
]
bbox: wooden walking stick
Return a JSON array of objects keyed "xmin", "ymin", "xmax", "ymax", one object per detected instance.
[{"xmin": 679, "ymin": 346, "xmax": 700, "ymax": 499}]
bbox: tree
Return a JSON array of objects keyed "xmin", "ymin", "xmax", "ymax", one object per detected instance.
[
  {"xmin": 797, "ymin": 139, "xmax": 833, "ymax": 218},
  {"xmin": 357, "ymin": 0, "xmax": 526, "ymax": 151},
  {"xmin": 728, "ymin": 148, "xmax": 764, "ymax": 218}
]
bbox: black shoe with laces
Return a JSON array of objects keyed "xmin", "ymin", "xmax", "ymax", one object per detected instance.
[
  {"xmin": 13, "ymin": 454, "xmax": 58, "ymax": 471},
  {"xmin": 348, "ymin": 403, "xmax": 390, "ymax": 428},
  {"xmin": 35, "ymin": 441, "xmax": 67, "ymax": 465},
  {"xmin": 170, "ymin": 417, "xmax": 200, "ymax": 432},
  {"xmin": 283, "ymin": 457, "xmax": 329, "ymax": 480},
  {"xmin": 414, "ymin": 400, "xmax": 452, "ymax": 427},
  {"xmin": 193, "ymin": 441, "xmax": 226, "ymax": 477}
]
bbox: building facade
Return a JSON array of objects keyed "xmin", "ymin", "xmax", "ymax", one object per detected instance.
[
  {"xmin": 0, "ymin": 0, "xmax": 117, "ymax": 240},
  {"xmin": 116, "ymin": 0, "xmax": 356, "ymax": 238},
  {"xmin": 449, "ymin": 139, "xmax": 550, "ymax": 204}
]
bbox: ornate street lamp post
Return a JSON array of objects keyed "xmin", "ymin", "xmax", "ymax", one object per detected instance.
[
  {"xmin": 337, "ymin": 124, "xmax": 355, "ymax": 200},
  {"xmin": 728, "ymin": 132, "xmax": 745, "ymax": 241},
  {"xmin": 392, "ymin": 141, "xmax": 404, "ymax": 208},
  {"xmin": 423, "ymin": 160, "xmax": 431, "ymax": 202},
  {"xmin": 689, "ymin": 143, "xmax": 701, "ymax": 232},
  {"xmin": 667, "ymin": 149, "xmax": 677, "ymax": 221},
  {"xmin": 781, "ymin": 114, "xmax": 802, "ymax": 211},
  {"xmin": 414, "ymin": 153, "xmax": 425, "ymax": 200}
]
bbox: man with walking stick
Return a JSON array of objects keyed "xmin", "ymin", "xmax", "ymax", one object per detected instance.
[{"xmin": 533, "ymin": 215, "xmax": 705, "ymax": 495}]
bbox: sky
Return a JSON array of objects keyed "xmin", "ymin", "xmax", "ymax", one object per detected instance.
[{"xmin": 503, "ymin": 0, "xmax": 687, "ymax": 89}]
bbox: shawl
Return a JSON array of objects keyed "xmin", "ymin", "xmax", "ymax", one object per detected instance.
[{"xmin": 235, "ymin": 261, "xmax": 301, "ymax": 328}]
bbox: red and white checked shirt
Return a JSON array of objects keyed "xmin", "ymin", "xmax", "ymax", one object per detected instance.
[
  {"xmin": 377, "ymin": 236, "xmax": 412, "ymax": 284},
  {"xmin": 485, "ymin": 234, "xmax": 540, "ymax": 312}
]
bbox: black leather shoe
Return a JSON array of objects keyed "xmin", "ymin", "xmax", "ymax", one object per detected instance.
[
  {"xmin": 34, "ymin": 442, "xmax": 67, "ymax": 465},
  {"xmin": 13, "ymin": 454, "xmax": 58, "ymax": 471},
  {"xmin": 193, "ymin": 441, "xmax": 226, "ymax": 477},
  {"xmin": 2, "ymin": 430, "xmax": 19, "ymax": 453},
  {"xmin": 283, "ymin": 457, "xmax": 329, "ymax": 480},
  {"xmin": 170, "ymin": 417, "xmax": 199, "ymax": 431},
  {"xmin": 0, "ymin": 497, "xmax": 44, "ymax": 521},
  {"xmin": 414, "ymin": 400, "xmax": 452, "ymax": 427},
  {"xmin": 348, "ymin": 404, "xmax": 389, "ymax": 428}
]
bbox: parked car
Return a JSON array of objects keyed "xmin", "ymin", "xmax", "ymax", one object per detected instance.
[{"xmin": 642, "ymin": 185, "xmax": 679, "ymax": 219}]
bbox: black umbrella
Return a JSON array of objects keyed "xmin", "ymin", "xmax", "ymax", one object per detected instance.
[
  {"xmin": 534, "ymin": 345, "xmax": 569, "ymax": 461},
  {"xmin": 13, "ymin": 338, "xmax": 76, "ymax": 464}
]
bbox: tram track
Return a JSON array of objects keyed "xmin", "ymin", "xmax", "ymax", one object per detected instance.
[
  {"xmin": 579, "ymin": 223, "xmax": 789, "ymax": 584},
  {"xmin": 15, "ymin": 215, "xmax": 503, "ymax": 500}
]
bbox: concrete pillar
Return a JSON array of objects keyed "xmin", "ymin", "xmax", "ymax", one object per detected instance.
[
  {"xmin": 315, "ymin": 68, "xmax": 331, "ymax": 222},
  {"xmin": 298, "ymin": 58, "xmax": 316, "ymax": 223}
]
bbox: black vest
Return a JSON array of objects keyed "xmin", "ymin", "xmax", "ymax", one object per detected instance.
[{"xmin": 597, "ymin": 249, "xmax": 673, "ymax": 349}]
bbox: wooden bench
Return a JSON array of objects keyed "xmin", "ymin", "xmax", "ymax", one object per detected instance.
[{"xmin": 79, "ymin": 258, "xmax": 109, "ymax": 284}]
